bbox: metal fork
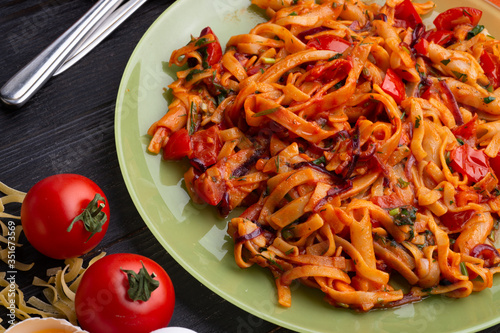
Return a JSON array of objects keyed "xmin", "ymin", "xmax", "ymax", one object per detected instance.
[{"xmin": 0, "ymin": 0, "xmax": 147, "ymax": 108}]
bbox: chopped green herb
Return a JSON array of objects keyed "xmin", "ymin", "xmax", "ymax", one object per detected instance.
[
  {"xmin": 397, "ymin": 177, "xmax": 410, "ymax": 188},
  {"xmin": 289, "ymin": 11, "xmax": 298, "ymax": 16},
  {"xmin": 466, "ymin": 25, "xmax": 484, "ymax": 40},
  {"xmin": 441, "ymin": 59, "xmax": 451, "ymax": 66},
  {"xmin": 282, "ymin": 224, "xmax": 295, "ymax": 240},
  {"xmin": 415, "ymin": 115, "xmax": 422, "ymax": 129},
  {"xmin": 457, "ymin": 138, "xmax": 464, "ymax": 145},
  {"xmin": 389, "ymin": 208, "xmax": 400, "ymax": 216},
  {"xmin": 262, "ymin": 57, "xmax": 276, "ymax": 64},
  {"xmin": 460, "ymin": 262, "xmax": 469, "ymax": 277},
  {"xmin": 275, "ymin": 156, "xmax": 281, "ymax": 172},
  {"xmin": 185, "ymin": 69, "xmax": 204, "ymax": 81},
  {"xmin": 328, "ymin": 53, "xmax": 343, "ymax": 61},
  {"xmin": 189, "ymin": 102, "xmax": 197, "ymax": 135},
  {"xmin": 195, "ymin": 37, "xmax": 214, "ymax": 47},
  {"xmin": 452, "ymin": 70, "xmax": 468, "ymax": 83},
  {"xmin": 312, "ymin": 156, "xmax": 326, "ymax": 165},
  {"xmin": 252, "ymin": 107, "xmax": 280, "ymax": 117},
  {"xmin": 484, "ymin": 96, "xmax": 496, "ymax": 104},
  {"xmin": 392, "ymin": 206, "xmax": 417, "ymax": 226}
]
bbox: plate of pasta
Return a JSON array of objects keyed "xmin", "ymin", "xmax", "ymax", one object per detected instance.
[{"xmin": 115, "ymin": 0, "xmax": 500, "ymax": 332}]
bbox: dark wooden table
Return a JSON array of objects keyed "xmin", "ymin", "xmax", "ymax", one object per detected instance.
[{"xmin": 0, "ymin": 1, "xmax": 499, "ymax": 333}]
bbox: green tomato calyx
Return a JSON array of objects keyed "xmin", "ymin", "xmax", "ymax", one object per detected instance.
[
  {"xmin": 121, "ymin": 261, "xmax": 160, "ymax": 302},
  {"xmin": 67, "ymin": 193, "xmax": 107, "ymax": 241}
]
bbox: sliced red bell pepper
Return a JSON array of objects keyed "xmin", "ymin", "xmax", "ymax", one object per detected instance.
[
  {"xmin": 199, "ymin": 27, "xmax": 223, "ymax": 67},
  {"xmin": 381, "ymin": 68, "xmax": 406, "ymax": 104},
  {"xmin": 163, "ymin": 128, "xmax": 191, "ymax": 160},
  {"xmin": 449, "ymin": 144, "xmax": 490, "ymax": 183},
  {"xmin": 433, "ymin": 7, "xmax": 482, "ymax": 31},
  {"xmin": 479, "ymin": 50, "xmax": 500, "ymax": 89},
  {"xmin": 394, "ymin": 0, "xmax": 423, "ymax": 29},
  {"xmin": 306, "ymin": 35, "xmax": 351, "ymax": 53}
]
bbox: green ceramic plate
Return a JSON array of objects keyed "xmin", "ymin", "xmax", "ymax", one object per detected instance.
[{"xmin": 115, "ymin": 1, "xmax": 500, "ymax": 332}]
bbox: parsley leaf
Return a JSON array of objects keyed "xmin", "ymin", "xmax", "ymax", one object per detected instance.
[{"xmin": 484, "ymin": 96, "xmax": 496, "ymax": 104}]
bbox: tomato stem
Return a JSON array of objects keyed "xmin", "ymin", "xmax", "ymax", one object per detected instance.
[
  {"xmin": 121, "ymin": 261, "xmax": 160, "ymax": 302},
  {"xmin": 67, "ymin": 193, "xmax": 108, "ymax": 242}
]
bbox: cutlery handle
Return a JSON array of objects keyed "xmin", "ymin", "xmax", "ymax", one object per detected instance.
[{"xmin": 0, "ymin": 0, "xmax": 123, "ymax": 109}]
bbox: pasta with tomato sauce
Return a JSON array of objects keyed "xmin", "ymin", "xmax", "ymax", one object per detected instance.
[{"xmin": 147, "ymin": 0, "xmax": 500, "ymax": 311}]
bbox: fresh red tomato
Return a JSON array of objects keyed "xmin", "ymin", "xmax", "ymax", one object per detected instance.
[
  {"xmin": 491, "ymin": 154, "xmax": 500, "ymax": 178},
  {"xmin": 189, "ymin": 125, "xmax": 222, "ymax": 170},
  {"xmin": 439, "ymin": 210, "xmax": 475, "ymax": 232},
  {"xmin": 433, "ymin": 7, "xmax": 482, "ymax": 31},
  {"xmin": 75, "ymin": 253, "xmax": 175, "ymax": 333},
  {"xmin": 394, "ymin": 0, "xmax": 423, "ymax": 29},
  {"xmin": 21, "ymin": 174, "xmax": 109, "ymax": 259},
  {"xmin": 479, "ymin": 51, "xmax": 500, "ymax": 89},
  {"xmin": 199, "ymin": 27, "xmax": 223, "ymax": 66},
  {"xmin": 449, "ymin": 145, "xmax": 490, "ymax": 183},
  {"xmin": 163, "ymin": 128, "xmax": 191, "ymax": 160},
  {"xmin": 306, "ymin": 35, "xmax": 351, "ymax": 53},
  {"xmin": 381, "ymin": 68, "xmax": 406, "ymax": 104}
]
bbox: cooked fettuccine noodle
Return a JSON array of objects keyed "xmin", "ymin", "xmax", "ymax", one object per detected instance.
[{"xmin": 148, "ymin": 0, "xmax": 500, "ymax": 311}]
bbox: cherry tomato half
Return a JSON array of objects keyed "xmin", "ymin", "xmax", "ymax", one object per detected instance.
[
  {"xmin": 75, "ymin": 253, "xmax": 175, "ymax": 333},
  {"xmin": 427, "ymin": 30, "xmax": 455, "ymax": 46},
  {"xmin": 413, "ymin": 37, "xmax": 429, "ymax": 55},
  {"xmin": 21, "ymin": 174, "xmax": 109, "ymax": 259},
  {"xmin": 449, "ymin": 145, "xmax": 490, "ymax": 183},
  {"xmin": 306, "ymin": 35, "xmax": 351, "ymax": 53},
  {"xmin": 439, "ymin": 210, "xmax": 475, "ymax": 232},
  {"xmin": 199, "ymin": 27, "xmax": 223, "ymax": 66},
  {"xmin": 394, "ymin": 0, "xmax": 423, "ymax": 29},
  {"xmin": 490, "ymin": 154, "xmax": 500, "ymax": 179},
  {"xmin": 163, "ymin": 128, "xmax": 191, "ymax": 160},
  {"xmin": 479, "ymin": 50, "xmax": 500, "ymax": 89},
  {"xmin": 433, "ymin": 7, "xmax": 482, "ymax": 31},
  {"xmin": 193, "ymin": 169, "xmax": 227, "ymax": 206},
  {"xmin": 189, "ymin": 125, "xmax": 222, "ymax": 170},
  {"xmin": 381, "ymin": 68, "xmax": 406, "ymax": 104}
]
